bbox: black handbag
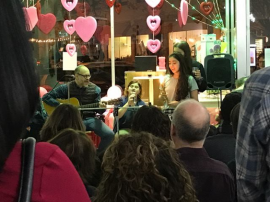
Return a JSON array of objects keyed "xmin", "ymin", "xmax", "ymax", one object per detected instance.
[{"xmin": 18, "ymin": 137, "xmax": 36, "ymax": 202}]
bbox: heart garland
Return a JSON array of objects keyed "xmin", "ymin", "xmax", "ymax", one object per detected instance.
[
  {"xmin": 61, "ymin": 0, "xmax": 78, "ymax": 12},
  {"xmin": 147, "ymin": 39, "xmax": 161, "ymax": 53},
  {"xmin": 75, "ymin": 16, "xmax": 97, "ymax": 42},
  {"xmin": 146, "ymin": 15, "xmax": 161, "ymax": 32},
  {"xmin": 145, "ymin": 0, "xmax": 161, "ymax": 8},
  {"xmin": 63, "ymin": 20, "xmax": 76, "ymax": 35},
  {"xmin": 66, "ymin": 44, "xmax": 77, "ymax": 56},
  {"xmin": 200, "ymin": 2, "xmax": 214, "ymax": 15}
]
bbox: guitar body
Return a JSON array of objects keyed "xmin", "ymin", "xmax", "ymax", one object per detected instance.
[
  {"xmin": 43, "ymin": 98, "xmax": 80, "ymax": 116},
  {"xmin": 43, "ymin": 97, "xmax": 121, "ymax": 116}
]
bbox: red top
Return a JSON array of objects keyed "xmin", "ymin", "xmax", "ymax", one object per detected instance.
[{"xmin": 0, "ymin": 142, "xmax": 91, "ymax": 202}]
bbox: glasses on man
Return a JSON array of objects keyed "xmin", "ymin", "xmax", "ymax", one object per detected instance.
[{"xmin": 77, "ymin": 73, "xmax": 91, "ymax": 79}]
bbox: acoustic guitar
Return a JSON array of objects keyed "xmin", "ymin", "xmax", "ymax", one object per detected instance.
[{"xmin": 43, "ymin": 97, "xmax": 121, "ymax": 116}]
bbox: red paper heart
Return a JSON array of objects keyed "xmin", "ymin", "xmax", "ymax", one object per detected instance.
[
  {"xmin": 37, "ymin": 13, "xmax": 56, "ymax": 34},
  {"xmin": 106, "ymin": 0, "xmax": 115, "ymax": 8},
  {"xmin": 200, "ymin": 2, "xmax": 214, "ymax": 15},
  {"xmin": 156, "ymin": 0, "xmax": 164, "ymax": 9},
  {"xmin": 181, "ymin": 0, "xmax": 188, "ymax": 25},
  {"xmin": 115, "ymin": 2, "xmax": 122, "ymax": 14},
  {"xmin": 177, "ymin": 10, "xmax": 183, "ymax": 27},
  {"xmin": 75, "ymin": 2, "xmax": 90, "ymax": 17}
]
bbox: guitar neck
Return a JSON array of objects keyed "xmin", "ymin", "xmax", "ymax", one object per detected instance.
[{"xmin": 80, "ymin": 102, "xmax": 100, "ymax": 109}]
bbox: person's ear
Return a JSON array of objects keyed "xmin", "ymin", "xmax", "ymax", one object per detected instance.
[{"xmin": 170, "ymin": 123, "xmax": 176, "ymax": 139}]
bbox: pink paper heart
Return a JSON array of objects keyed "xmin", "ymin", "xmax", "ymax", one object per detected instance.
[
  {"xmin": 145, "ymin": 0, "xmax": 161, "ymax": 8},
  {"xmin": 147, "ymin": 39, "xmax": 161, "ymax": 53},
  {"xmin": 66, "ymin": 44, "xmax": 76, "ymax": 56},
  {"xmin": 63, "ymin": 20, "xmax": 76, "ymax": 35},
  {"xmin": 146, "ymin": 15, "xmax": 161, "ymax": 32},
  {"xmin": 177, "ymin": 10, "xmax": 183, "ymax": 27},
  {"xmin": 37, "ymin": 13, "xmax": 56, "ymax": 34},
  {"xmin": 61, "ymin": 0, "xmax": 78, "ymax": 12},
  {"xmin": 23, "ymin": 7, "xmax": 38, "ymax": 31},
  {"xmin": 75, "ymin": 16, "xmax": 97, "ymax": 42},
  {"xmin": 181, "ymin": 0, "xmax": 188, "ymax": 25}
]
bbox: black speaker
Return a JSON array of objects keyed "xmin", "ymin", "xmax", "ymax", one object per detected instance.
[{"xmin": 204, "ymin": 54, "xmax": 235, "ymax": 90}]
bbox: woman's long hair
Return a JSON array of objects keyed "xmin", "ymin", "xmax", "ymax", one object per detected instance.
[
  {"xmin": 94, "ymin": 132, "xmax": 197, "ymax": 202},
  {"xmin": 40, "ymin": 104, "xmax": 85, "ymax": 141},
  {"xmin": 0, "ymin": 0, "xmax": 39, "ymax": 171},
  {"xmin": 167, "ymin": 53, "xmax": 192, "ymax": 101},
  {"xmin": 49, "ymin": 128, "xmax": 96, "ymax": 184},
  {"xmin": 173, "ymin": 41, "xmax": 193, "ymax": 72}
]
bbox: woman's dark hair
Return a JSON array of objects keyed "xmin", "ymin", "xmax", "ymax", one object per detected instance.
[
  {"xmin": 49, "ymin": 128, "xmax": 96, "ymax": 184},
  {"xmin": 124, "ymin": 80, "xmax": 142, "ymax": 100},
  {"xmin": 94, "ymin": 132, "xmax": 197, "ymax": 202},
  {"xmin": 0, "ymin": 0, "xmax": 39, "ymax": 171},
  {"xmin": 131, "ymin": 105, "xmax": 171, "ymax": 140},
  {"xmin": 167, "ymin": 53, "xmax": 192, "ymax": 101},
  {"xmin": 40, "ymin": 104, "xmax": 85, "ymax": 141},
  {"xmin": 173, "ymin": 41, "xmax": 193, "ymax": 72}
]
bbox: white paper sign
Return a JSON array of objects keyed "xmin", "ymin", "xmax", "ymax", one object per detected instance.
[{"xmin": 63, "ymin": 52, "xmax": 77, "ymax": 71}]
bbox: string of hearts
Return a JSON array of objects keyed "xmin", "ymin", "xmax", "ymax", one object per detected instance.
[
  {"xmin": 145, "ymin": 0, "xmax": 165, "ymax": 53},
  {"xmin": 164, "ymin": 0, "xmax": 224, "ymax": 29},
  {"xmin": 62, "ymin": 0, "xmax": 97, "ymax": 57}
]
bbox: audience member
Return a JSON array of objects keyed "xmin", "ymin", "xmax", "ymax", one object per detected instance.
[
  {"xmin": 160, "ymin": 53, "xmax": 198, "ymax": 107},
  {"xmin": 131, "ymin": 105, "xmax": 171, "ymax": 141},
  {"xmin": 0, "ymin": 1, "xmax": 90, "ymax": 201},
  {"xmin": 171, "ymin": 99, "xmax": 235, "ymax": 202},
  {"xmin": 257, "ymin": 52, "xmax": 265, "ymax": 70},
  {"xmin": 94, "ymin": 132, "xmax": 197, "ymax": 202},
  {"xmin": 174, "ymin": 41, "xmax": 207, "ymax": 92},
  {"xmin": 236, "ymin": 67, "xmax": 270, "ymax": 201},
  {"xmin": 49, "ymin": 128, "xmax": 96, "ymax": 197},
  {"xmin": 114, "ymin": 80, "xmax": 145, "ymax": 135},
  {"xmin": 40, "ymin": 104, "xmax": 85, "ymax": 141}
]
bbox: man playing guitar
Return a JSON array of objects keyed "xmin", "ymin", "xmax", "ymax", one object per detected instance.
[{"xmin": 42, "ymin": 65, "xmax": 114, "ymax": 154}]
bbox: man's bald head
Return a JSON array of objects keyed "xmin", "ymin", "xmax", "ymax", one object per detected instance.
[{"xmin": 172, "ymin": 99, "xmax": 210, "ymax": 143}]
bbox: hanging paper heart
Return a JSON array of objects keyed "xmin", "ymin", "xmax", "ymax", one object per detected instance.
[
  {"xmin": 147, "ymin": 6, "xmax": 161, "ymax": 15},
  {"xmin": 156, "ymin": 0, "xmax": 164, "ymax": 9},
  {"xmin": 145, "ymin": 0, "xmax": 161, "ymax": 8},
  {"xmin": 106, "ymin": 0, "xmax": 115, "ymax": 8},
  {"xmin": 115, "ymin": 2, "xmax": 122, "ymax": 14},
  {"xmin": 75, "ymin": 2, "xmax": 90, "ymax": 17},
  {"xmin": 177, "ymin": 10, "xmax": 183, "ymax": 27},
  {"xmin": 66, "ymin": 44, "xmax": 76, "ymax": 56},
  {"xmin": 36, "ymin": 13, "xmax": 56, "ymax": 34},
  {"xmin": 181, "ymin": 0, "xmax": 188, "ymax": 25},
  {"xmin": 75, "ymin": 16, "xmax": 97, "ymax": 42},
  {"xmin": 191, "ymin": 13, "xmax": 203, "ymax": 24},
  {"xmin": 200, "ymin": 2, "xmax": 214, "ymax": 15},
  {"xmin": 147, "ymin": 39, "xmax": 161, "ymax": 53},
  {"xmin": 23, "ymin": 7, "xmax": 38, "ymax": 31},
  {"xmin": 61, "ymin": 0, "xmax": 78, "ymax": 12},
  {"xmin": 63, "ymin": 20, "xmax": 76, "ymax": 35},
  {"xmin": 146, "ymin": 15, "xmax": 161, "ymax": 32},
  {"xmin": 154, "ymin": 26, "xmax": 161, "ymax": 36}
]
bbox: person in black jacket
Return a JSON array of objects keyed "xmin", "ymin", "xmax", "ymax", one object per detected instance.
[{"xmin": 173, "ymin": 42, "xmax": 207, "ymax": 92}]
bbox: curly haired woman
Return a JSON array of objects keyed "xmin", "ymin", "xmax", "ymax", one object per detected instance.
[{"xmin": 93, "ymin": 132, "xmax": 197, "ymax": 202}]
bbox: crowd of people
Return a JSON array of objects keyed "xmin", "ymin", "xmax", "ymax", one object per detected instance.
[{"xmin": 1, "ymin": 1, "xmax": 270, "ymax": 202}]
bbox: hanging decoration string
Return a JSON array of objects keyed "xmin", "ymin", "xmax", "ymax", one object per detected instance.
[
  {"xmin": 195, "ymin": 0, "xmax": 223, "ymax": 28},
  {"xmin": 164, "ymin": 0, "xmax": 223, "ymax": 29}
]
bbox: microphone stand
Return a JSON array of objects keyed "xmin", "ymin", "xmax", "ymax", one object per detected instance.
[{"xmin": 113, "ymin": 105, "xmax": 119, "ymax": 136}]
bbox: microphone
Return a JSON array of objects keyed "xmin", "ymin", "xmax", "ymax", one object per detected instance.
[
  {"xmin": 50, "ymin": 74, "xmax": 74, "ymax": 91},
  {"xmin": 64, "ymin": 74, "xmax": 75, "ymax": 79}
]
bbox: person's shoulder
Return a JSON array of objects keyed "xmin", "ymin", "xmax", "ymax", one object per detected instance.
[{"xmin": 206, "ymin": 156, "xmax": 234, "ymax": 178}]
